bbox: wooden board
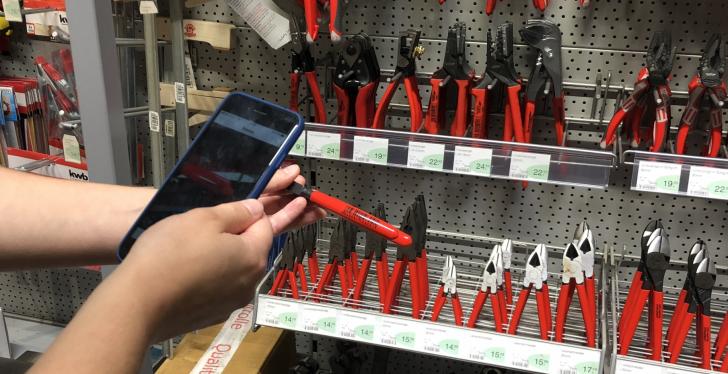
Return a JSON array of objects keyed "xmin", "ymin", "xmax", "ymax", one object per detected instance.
[
  {"xmin": 156, "ymin": 17, "xmax": 235, "ymax": 50},
  {"xmin": 160, "ymin": 83, "xmax": 225, "ymax": 114}
]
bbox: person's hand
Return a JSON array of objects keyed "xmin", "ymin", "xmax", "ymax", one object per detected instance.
[{"xmin": 259, "ymin": 163, "xmax": 326, "ymax": 233}]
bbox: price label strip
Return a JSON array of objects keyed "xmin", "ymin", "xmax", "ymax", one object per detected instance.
[
  {"xmin": 290, "ymin": 131, "xmax": 306, "ymax": 156},
  {"xmin": 560, "ymin": 348, "xmax": 600, "ymax": 374},
  {"xmin": 306, "ymin": 131, "xmax": 341, "ymax": 160},
  {"xmin": 300, "ymin": 304, "xmax": 338, "ymax": 336},
  {"xmin": 453, "ymin": 146, "xmax": 492, "ymax": 177},
  {"xmin": 687, "ymin": 165, "xmax": 728, "ymax": 200},
  {"xmin": 510, "ymin": 340, "xmax": 550, "ymax": 373},
  {"xmin": 407, "ymin": 141, "xmax": 445, "ymax": 171},
  {"xmin": 256, "ymin": 297, "xmax": 299, "ymax": 329},
  {"xmin": 634, "ymin": 161, "xmax": 682, "ymax": 193},
  {"xmin": 338, "ymin": 311, "xmax": 376, "ymax": 342},
  {"xmin": 377, "ymin": 317, "xmax": 417, "ymax": 349},
  {"xmin": 422, "ymin": 325, "xmax": 461, "ymax": 357},
  {"xmin": 509, "ymin": 151, "xmax": 551, "ymax": 182},
  {"xmin": 353, "ymin": 136, "xmax": 389, "ymax": 165},
  {"xmin": 461, "ymin": 332, "xmax": 506, "ymax": 365}
]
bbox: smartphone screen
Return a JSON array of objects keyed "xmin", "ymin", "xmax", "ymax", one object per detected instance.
[{"xmin": 118, "ymin": 93, "xmax": 303, "ymax": 260}]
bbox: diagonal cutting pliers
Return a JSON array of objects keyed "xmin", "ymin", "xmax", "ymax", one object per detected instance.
[
  {"xmin": 333, "ymin": 33, "xmax": 381, "ymax": 127},
  {"xmin": 383, "ymin": 206, "xmax": 423, "ymax": 319},
  {"xmin": 467, "ymin": 244, "xmax": 507, "ymax": 332},
  {"xmin": 574, "ymin": 221, "xmax": 597, "ymax": 333},
  {"xmin": 289, "ymin": 19, "xmax": 327, "ymax": 124},
  {"xmin": 508, "ymin": 244, "xmax": 551, "ymax": 340},
  {"xmin": 555, "ymin": 242, "xmax": 597, "ymax": 347},
  {"xmin": 302, "ymin": 224, "xmax": 320, "ymax": 284},
  {"xmin": 314, "ymin": 220, "xmax": 351, "ymax": 302},
  {"xmin": 666, "ymin": 240, "xmax": 704, "ymax": 347},
  {"xmin": 269, "ymin": 233, "xmax": 301, "ymax": 299},
  {"xmin": 501, "ymin": 238, "xmax": 513, "ymax": 307},
  {"xmin": 431, "ymin": 255, "xmax": 464, "ymax": 326},
  {"xmin": 520, "ymin": 20, "xmax": 566, "ymax": 146},
  {"xmin": 675, "ymin": 34, "xmax": 726, "ymax": 157},
  {"xmin": 353, "ymin": 203, "xmax": 390, "ymax": 304},
  {"xmin": 373, "ymin": 29, "xmax": 425, "ymax": 131},
  {"xmin": 414, "ymin": 195, "xmax": 430, "ymax": 308}
]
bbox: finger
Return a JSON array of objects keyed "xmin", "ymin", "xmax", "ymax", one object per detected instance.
[
  {"xmin": 262, "ymin": 164, "xmax": 300, "ymax": 194},
  {"xmin": 273, "ymin": 205, "xmax": 327, "ymax": 234},
  {"xmin": 259, "ymin": 194, "xmax": 295, "ymax": 215},
  {"xmin": 237, "ymin": 214, "xmax": 274, "ymax": 267},
  {"xmin": 207, "ymin": 199, "xmax": 264, "ymax": 234},
  {"xmin": 268, "ymin": 197, "xmax": 308, "ymax": 235}
]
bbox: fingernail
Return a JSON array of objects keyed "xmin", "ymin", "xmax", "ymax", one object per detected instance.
[
  {"xmin": 241, "ymin": 199, "xmax": 264, "ymax": 217},
  {"xmin": 284, "ymin": 163, "xmax": 299, "ymax": 175}
]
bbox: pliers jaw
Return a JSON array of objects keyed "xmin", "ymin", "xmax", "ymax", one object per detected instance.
[
  {"xmin": 574, "ymin": 221, "xmax": 595, "ymax": 278},
  {"xmin": 439, "ymin": 255, "xmax": 458, "ymax": 295},
  {"xmin": 394, "ymin": 30, "xmax": 423, "ymax": 78},
  {"xmin": 641, "ymin": 231, "xmax": 670, "ymax": 292},
  {"xmin": 364, "ymin": 204, "xmax": 387, "ymax": 260},
  {"xmin": 561, "ymin": 243, "xmax": 585, "ymax": 284},
  {"xmin": 328, "ymin": 219, "xmax": 348, "ymax": 263},
  {"xmin": 486, "ymin": 23, "xmax": 519, "ymax": 87},
  {"xmin": 520, "ymin": 19, "xmax": 563, "ymax": 97},
  {"xmin": 645, "ymin": 31, "xmax": 676, "ymax": 86},
  {"xmin": 441, "ymin": 23, "xmax": 472, "ymax": 80},
  {"xmin": 698, "ymin": 33, "xmax": 725, "ymax": 88},
  {"xmin": 480, "ymin": 245, "xmax": 503, "ymax": 292},
  {"xmin": 523, "ymin": 244, "xmax": 548, "ymax": 290}
]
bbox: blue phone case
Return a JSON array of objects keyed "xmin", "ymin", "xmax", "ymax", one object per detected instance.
[{"xmin": 117, "ymin": 92, "xmax": 304, "ymax": 260}]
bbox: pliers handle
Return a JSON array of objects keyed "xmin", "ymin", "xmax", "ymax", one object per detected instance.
[
  {"xmin": 466, "ymin": 289, "xmax": 505, "ymax": 332},
  {"xmin": 470, "ymin": 83, "xmax": 489, "ymax": 139},
  {"xmin": 508, "ymin": 283, "xmax": 551, "ymax": 340},
  {"xmin": 314, "ymin": 259, "xmax": 350, "ymax": 302},
  {"xmin": 383, "ymin": 259, "xmax": 422, "ymax": 319},
  {"xmin": 676, "ymin": 77, "xmax": 726, "ymax": 157},
  {"xmin": 352, "ymin": 251, "xmax": 390, "ymax": 304},
  {"xmin": 269, "ymin": 268, "xmax": 300, "ymax": 299},
  {"xmin": 373, "ymin": 74, "xmax": 423, "ymax": 131},
  {"xmin": 555, "ymin": 279, "xmax": 596, "ymax": 347},
  {"xmin": 532, "ymin": 0, "xmax": 548, "ymax": 11},
  {"xmin": 431, "ymin": 287, "xmax": 463, "ymax": 326},
  {"xmin": 599, "ymin": 71, "xmax": 651, "ymax": 149},
  {"xmin": 290, "ymin": 71, "xmax": 327, "ymax": 124}
]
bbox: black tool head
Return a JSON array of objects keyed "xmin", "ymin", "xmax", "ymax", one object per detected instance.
[
  {"xmin": 486, "ymin": 22, "xmax": 520, "ymax": 86},
  {"xmin": 395, "ymin": 29, "xmax": 423, "ymax": 76},
  {"xmin": 397, "ymin": 206, "xmax": 418, "ymax": 260},
  {"xmin": 520, "ymin": 20, "xmax": 563, "ymax": 96},
  {"xmin": 334, "ymin": 33, "xmax": 380, "ymax": 88},
  {"xmin": 442, "ymin": 22, "xmax": 472, "ymax": 80},
  {"xmin": 646, "ymin": 31, "xmax": 676, "ymax": 85},
  {"xmin": 329, "ymin": 220, "xmax": 347, "ymax": 262},
  {"xmin": 364, "ymin": 204, "xmax": 387, "ymax": 259},
  {"xmin": 642, "ymin": 233, "xmax": 670, "ymax": 291},
  {"xmin": 303, "ymin": 224, "xmax": 317, "ymax": 257},
  {"xmin": 699, "ymin": 34, "xmax": 725, "ymax": 88},
  {"xmin": 414, "ymin": 195, "xmax": 428, "ymax": 249},
  {"xmin": 280, "ymin": 233, "xmax": 297, "ymax": 269}
]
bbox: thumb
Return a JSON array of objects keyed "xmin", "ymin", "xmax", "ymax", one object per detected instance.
[{"xmin": 209, "ymin": 199, "xmax": 265, "ymax": 234}]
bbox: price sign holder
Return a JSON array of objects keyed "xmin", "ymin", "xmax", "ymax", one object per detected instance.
[{"xmin": 615, "ymin": 356, "xmax": 716, "ymax": 374}]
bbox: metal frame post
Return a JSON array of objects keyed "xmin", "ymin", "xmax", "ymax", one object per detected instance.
[
  {"xmin": 143, "ymin": 13, "xmax": 164, "ymax": 187},
  {"xmin": 170, "ymin": 0, "xmax": 190, "ymax": 154}
]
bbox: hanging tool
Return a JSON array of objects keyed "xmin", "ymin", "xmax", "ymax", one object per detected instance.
[
  {"xmin": 431, "ymin": 255, "xmax": 464, "ymax": 326},
  {"xmin": 554, "ymin": 243, "xmax": 596, "ymax": 347},
  {"xmin": 425, "ymin": 22, "xmax": 474, "ymax": 137},
  {"xmin": 675, "ymin": 34, "xmax": 726, "ymax": 157},
  {"xmin": 314, "ymin": 220, "xmax": 352, "ymax": 301},
  {"xmin": 344, "ymin": 221, "xmax": 358, "ymax": 293},
  {"xmin": 666, "ymin": 248, "xmax": 715, "ymax": 369},
  {"xmin": 574, "ymin": 221, "xmax": 597, "ymax": 333},
  {"xmin": 302, "ymin": 0, "xmax": 345, "ymax": 44},
  {"xmin": 303, "ymin": 224, "xmax": 320, "ymax": 284},
  {"xmin": 292, "ymin": 230, "xmax": 310, "ymax": 293},
  {"xmin": 501, "ymin": 239, "xmax": 513, "ymax": 307},
  {"xmin": 520, "ymin": 20, "xmax": 565, "ymax": 145},
  {"xmin": 333, "ymin": 33, "xmax": 380, "ymax": 127},
  {"xmin": 600, "ymin": 31, "xmax": 675, "ymax": 152},
  {"xmin": 373, "ymin": 29, "xmax": 424, "ymax": 131},
  {"xmin": 666, "ymin": 240, "xmax": 704, "ymax": 345},
  {"xmin": 290, "ymin": 20, "xmax": 327, "ymax": 124},
  {"xmin": 287, "ymin": 182, "xmax": 413, "ymax": 247},
  {"xmin": 715, "ymin": 311, "xmax": 728, "ymax": 371},
  {"xmin": 467, "ymin": 244, "xmax": 507, "ymax": 332},
  {"xmin": 352, "ymin": 204, "xmax": 389, "ymax": 305},
  {"xmin": 383, "ymin": 206, "xmax": 423, "ymax": 319},
  {"xmin": 532, "ymin": 0, "xmax": 548, "ymax": 11},
  {"xmin": 618, "ymin": 228, "xmax": 670, "ymax": 360},
  {"xmin": 414, "ymin": 195, "xmax": 430, "ymax": 307},
  {"xmin": 508, "ymin": 244, "xmax": 551, "ymax": 340},
  {"xmin": 269, "ymin": 233, "xmax": 301, "ymax": 299}
]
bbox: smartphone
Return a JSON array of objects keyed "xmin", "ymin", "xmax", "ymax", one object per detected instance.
[{"xmin": 117, "ymin": 92, "xmax": 304, "ymax": 260}]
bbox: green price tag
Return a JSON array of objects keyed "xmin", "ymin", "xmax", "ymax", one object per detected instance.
[
  {"xmin": 291, "ymin": 136, "xmax": 306, "ymax": 156},
  {"xmin": 366, "ymin": 147, "xmax": 388, "ymax": 163},
  {"xmin": 355, "ymin": 325, "xmax": 374, "ymax": 340},
  {"xmin": 424, "ymin": 154, "xmax": 444, "ymax": 169},
  {"xmin": 656, "ymin": 175, "xmax": 679, "ymax": 192},
  {"xmin": 317, "ymin": 317, "xmax": 337, "ymax": 333},
  {"xmin": 278, "ymin": 312, "xmax": 297, "ymax": 328},
  {"xmin": 709, "ymin": 180, "xmax": 728, "ymax": 198},
  {"xmin": 576, "ymin": 361, "xmax": 599, "ymax": 374},
  {"xmin": 527, "ymin": 164, "xmax": 549, "ymax": 181},
  {"xmin": 438, "ymin": 339, "xmax": 459, "ymax": 355},
  {"xmin": 322, "ymin": 143, "xmax": 341, "ymax": 159},
  {"xmin": 395, "ymin": 332, "xmax": 416, "ymax": 348},
  {"xmin": 528, "ymin": 353, "xmax": 550, "ymax": 372},
  {"xmin": 485, "ymin": 347, "xmax": 505, "ymax": 363},
  {"xmin": 469, "ymin": 159, "xmax": 492, "ymax": 175}
]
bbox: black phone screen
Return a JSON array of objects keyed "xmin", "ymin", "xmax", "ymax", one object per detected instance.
[{"xmin": 118, "ymin": 93, "xmax": 302, "ymax": 259}]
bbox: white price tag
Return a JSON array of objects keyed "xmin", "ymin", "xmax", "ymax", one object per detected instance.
[
  {"xmin": 614, "ymin": 359, "xmax": 656, "ymax": 374},
  {"xmin": 61, "ymin": 134, "xmax": 81, "ymax": 164},
  {"xmin": 559, "ymin": 348, "xmax": 600, "ymax": 374},
  {"xmin": 299, "ymin": 305, "xmax": 338, "ymax": 336},
  {"xmin": 338, "ymin": 311, "xmax": 376, "ymax": 342},
  {"xmin": 509, "ymin": 151, "xmax": 551, "ymax": 181},
  {"xmin": 422, "ymin": 325, "xmax": 461, "ymax": 357},
  {"xmin": 225, "ymin": 0, "xmax": 291, "ymax": 50},
  {"xmin": 174, "ymin": 82, "xmax": 186, "ymax": 104},
  {"xmin": 139, "ymin": 0, "xmax": 159, "ymax": 14},
  {"xmin": 509, "ymin": 340, "xmax": 550, "ymax": 373},
  {"xmin": 164, "ymin": 119, "xmax": 176, "ymax": 138},
  {"xmin": 353, "ymin": 136, "xmax": 388, "ymax": 165},
  {"xmin": 1, "ymin": 0, "xmax": 22, "ymax": 22},
  {"xmin": 687, "ymin": 166, "xmax": 728, "ymax": 200},
  {"xmin": 377, "ymin": 317, "xmax": 417, "ymax": 349},
  {"xmin": 290, "ymin": 131, "xmax": 306, "ymax": 156},
  {"xmin": 407, "ymin": 141, "xmax": 445, "ymax": 171},
  {"xmin": 149, "ymin": 111, "xmax": 160, "ymax": 133},
  {"xmin": 256, "ymin": 297, "xmax": 298, "ymax": 329},
  {"xmin": 461, "ymin": 332, "xmax": 506, "ymax": 365},
  {"xmin": 453, "ymin": 146, "xmax": 492, "ymax": 176},
  {"xmin": 635, "ymin": 161, "xmax": 682, "ymax": 193},
  {"xmin": 306, "ymin": 131, "xmax": 340, "ymax": 160}
]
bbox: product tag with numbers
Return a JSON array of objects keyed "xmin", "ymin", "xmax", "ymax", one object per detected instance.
[
  {"xmin": 407, "ymin": 141, "xmax": 445, "ymax": 171},
  {"xmin": 149, "ymin": 111, "xmax": 160, "ymax": 133},
  {"xmin": 686, "ymin": 165, "xmax": 728, "ymax": 200},
  {"xmin": 139, "ymin": 0, "xmax": 159, "ymax": 14},
  {"xmin": 377, "ymin": 317, "xmax": 417, "ymax": 349},
  {"xmin": 509, "ymin": 151, "xmax": 550, "ymax": 181},
  {"xmin": 62, "ymin": 134, "xmax": 81, "ymax": 164},
  {"xmin": 614, "ymin": 359, "xmax": 656, "ymax": 374},
  {"xmin": 461, "ymin": 332, "xmax": 506, "ymax": 365},
  {"xmin": 299, "ymin": 305, "xmax": 338, "ymax": 335},
  {"xmin": 256, "ymin": 298, "xmax": 298, "ymax": 329},
  {"xmin": 174, "ymin": 82, "xmax": 186, "ymax": 104},
  {"xmin": 338, "ymin": 311, "xmax": 376, "ymax": 341},
  {"xmin": 453, "ymin": 146, "xmax": 492, "ymax": 176},
  {"xmin": 353, "ymin": 136, "xmax": 388, "ymax": 165},
  {"xmin": 422, "ymin": 325, "xmax": 461, "ymax": 357},
  {"xmin": 290, "ymin": 131, "xmax": 306, "ymax": 156},
  {"xmin": 509, "ymin": 340, "xmax": 550, "ymax": 373},
  {"xmin": 634, "ymin": 161, "xmax": 682, "ymax": 193},
  {"xmin": 164, "ymin": 119, "xmax": 176, "ymax": 138},
  {"xmin": 560, "ymin": 348, "xmax": 600, "ymax": 374},
  {"xmin": 306, "ymin": 131, "xmax": 340, "ymax": 160}
]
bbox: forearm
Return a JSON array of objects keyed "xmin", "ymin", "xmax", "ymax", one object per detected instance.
[{"xmin": 0, "ymin": 167, "xmax": 154, "ymax": 270}]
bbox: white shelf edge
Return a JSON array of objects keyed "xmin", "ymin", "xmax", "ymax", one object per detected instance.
[{"xmin": 615, "ymin": 354, "xmax": 720, "ymax": 374}]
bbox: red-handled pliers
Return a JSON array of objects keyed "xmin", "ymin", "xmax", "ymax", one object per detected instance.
[
  {"xmin": 302, "ymin": 224, "xmax": 320, "ymax": 284},
  {"xmin": 715, "ymin": 311, "xmax": 728, "ymax": 371},
  {"xmin": 508, "ymin": 244, "xmax": 551, "ymax": 340},
  {"xmin": 269, "ymin": 233, "xmax": 301, "ymax": 299},
  {"xmin": 618, "ymin": 228, "xmax": 670, "ymax": 360},
  {"xmin": 600, "ymin": 31, "xmax": 675, "ymax": 152},
  {"xmin": 675, "ymin": 34, "xmax": 726, "ymax": 157},
  {"xmin": 467, "ymin": 244, "xmax": 507, "ymax": 332},
  {"xmin": 333, "ymin": 34, "xmax": 380, "ymax": 128},
  {"xmin": 554, "ymin": 243, "xmax": 597, "ymax": 347},
  {"xmin": 414, "ymin": 195, "xmax": 430, "ymax": 308},
  {"xmin": 501, "ymin": 239, "xmax": 513, "ymax": 307},
  {"xmin": 520, "ymin": 20, "xmax": 565, "ymax": 146},
  {"xmin": 425, "ymin": 22, "xmax": 474, "ymax": 137},
  {"xmin": 574, "ymin": 221, "xmax": 597, "ymax": 336},
  {"xmin": 665, "ymin": 240, "xmax": 704, "ymax": 347},
  {"xmin": 666, "ymin": 247, "xmax": 715, "ymax": 369},
  {"xmin": 383, "ymin": 206, "xmax": 423, "ymax": 319},
  {"xmin": 344, "ymin": 221, "xmax": 358, "ymax": 293},
  {"xmin": 431, "ymin": 255, "xmax": 463, "ymax": 326},
  {"xmin": 373, "ymin": 29, "xmax": 424, "ymax": 131},
  {"xmin": 290, "ymin": 21, "xmax": 327, "ymax": 124},
  {"xmin": 353, "ymin": 204, "xmax": 390, "ymax": 305},
  {"xmin": 314, "ymin": 220, "xmax": 351, "ymax": 302}
]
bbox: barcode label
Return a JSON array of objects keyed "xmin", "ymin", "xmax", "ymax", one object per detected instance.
[
  {"xmin": 469, "ymin": 353, "xmax": 485, "ymax": 361},
  {"xmin": 341, "ymin": 331, "xmax": 355, "ymax": 338},
  {"xmin": 149, "ymin": 111, "xmax": 160, "ymax": 132},
  {"xmin": 164, "ymin": 119, "xmax": 175, "ymax": 138},
  {"xmin": 174, "ymin": 82, "xmax": 186, "ymax": 104},
  {"xmin": 304, "ymin": 325, "xmax": 318, "ymax": 332},
  {"xmin": 560, "ymin": 369, "xmax": 577, "ymax": 374},
  {"xmin": 381, "ymin": 338, "xmax": 396, "ymax": 345},
  {"xmin": 512, "ymin": 360, "xmax": 529, "ymax": 369},
  {"xmin": 424, "ymin": 346, "xmax": 439, "ymax": 353}
]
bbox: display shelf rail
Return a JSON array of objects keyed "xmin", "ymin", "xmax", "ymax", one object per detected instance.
[
  {"xmin": 292, "ymin": 123, "xmax": 616, "ymax": 189},
  {"xmin": 623, "ymin": 150, "xmax": 728, "ymax": 201},
  {"xmin": 254, "ymin": 236, "xmax": 607, "ymax": 374}
]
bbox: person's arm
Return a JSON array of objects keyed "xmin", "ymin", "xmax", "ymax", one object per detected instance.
[{"xmin": 0, "ymin": 167, "xmax": 154, "ymax": 269}]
